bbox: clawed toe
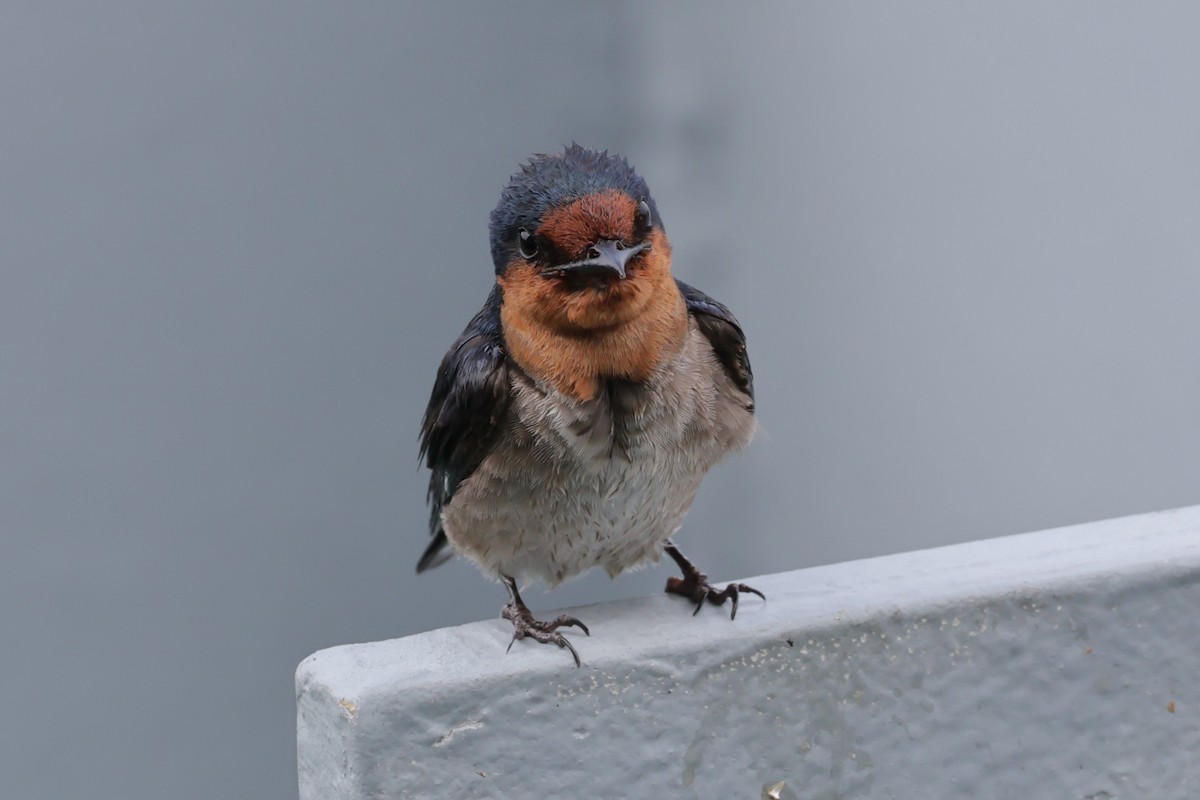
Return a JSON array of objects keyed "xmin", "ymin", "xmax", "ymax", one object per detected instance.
[
  {"xmin": 547, "ymin": 615, "xmax": 590, "ymax": 636},
  {"xmin": 504, "ymin": 611, "xmax": 584, "ymax": 667},
  {"xmin": 500, "ymin": 577, "xmax": 588, "ymax": 667},
  {"xmin": 672, "ymin": 579, "xmax": 766, "ymax": 620},
  {"xmin": 663, "ymin": 543, "xmax": 765, "ymax": 621}
]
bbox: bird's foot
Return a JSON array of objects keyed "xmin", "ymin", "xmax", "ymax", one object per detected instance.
[
  {"xmin": 662, "ymin": 541, "xmax": 765, "ymax": 620},
  {"xmin": 501, "ymin": 603, "xmax": 589, "ymax": 667},
  {"xmin": 665, "ymin": 572, "xmax": 764, "ymax": 620}
]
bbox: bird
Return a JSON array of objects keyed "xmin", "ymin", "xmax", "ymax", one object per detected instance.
[{"xmin": 417, "ymin": 145, "xmax": 760, "ymax": 666}]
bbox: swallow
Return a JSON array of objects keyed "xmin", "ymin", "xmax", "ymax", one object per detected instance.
[{"xmin": 418, "ymin": 145, "xmax": 761, "ymax": 666}]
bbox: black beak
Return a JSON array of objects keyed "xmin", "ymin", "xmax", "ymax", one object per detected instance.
[{"xmin": 551, "ymin": 239, "xmax": 649, "ymax": 280}]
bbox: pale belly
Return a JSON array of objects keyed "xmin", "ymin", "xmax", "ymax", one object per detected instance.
[
  {"xmin": 440, "ymin": 324, "xmax": 756, "ymax": 587},
  {"xmin": 444, "ymin": 437, "xmax": 710, "ymax": 585}
]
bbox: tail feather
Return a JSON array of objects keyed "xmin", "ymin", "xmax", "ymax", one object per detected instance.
[{"xmin": 416, "ymin": 531, "xmax": 452, "ymax": 573}]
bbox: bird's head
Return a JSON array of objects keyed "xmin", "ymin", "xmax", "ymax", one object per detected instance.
[{"xmin": 489, "ymin": 145, "xmax": 673, "ymax": 333}]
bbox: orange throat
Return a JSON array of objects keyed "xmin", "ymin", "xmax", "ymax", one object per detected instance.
[{"xmin": 498, "ymin": 231, "xmax": 687, "ymax": 401}]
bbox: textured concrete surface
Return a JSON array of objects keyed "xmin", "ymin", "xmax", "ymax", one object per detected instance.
[{"xmin": 297, "ymin": 506, "xmax": 1200, "ymax": 798}]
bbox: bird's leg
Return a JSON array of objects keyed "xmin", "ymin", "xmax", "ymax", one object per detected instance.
[
  {"xmin": 663, "ymin": 540, "xmax": 765, "ymax": 620},
  {"xmin": 500, "ymin": 575, "xmax": 590, "ymax": 668}
]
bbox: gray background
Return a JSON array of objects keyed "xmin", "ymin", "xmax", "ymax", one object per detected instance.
[{"xmin": 3, "ymin": 2, "xmax": 1197, "ymax": 798}]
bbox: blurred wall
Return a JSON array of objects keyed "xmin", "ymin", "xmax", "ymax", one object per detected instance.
[{"xmin": 3, "ymin": 2, "xmax": 1197, "ymax": 798}]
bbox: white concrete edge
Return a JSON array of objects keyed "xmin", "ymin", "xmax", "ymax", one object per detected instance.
[{"xmin": 296, "ymin": 504, "xmax": 1200, "ymax": 700}]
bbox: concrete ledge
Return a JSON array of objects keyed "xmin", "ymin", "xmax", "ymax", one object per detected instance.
[{"xmin": 297, "ymin": 506, "xmax": 1200, "ymax": 799}]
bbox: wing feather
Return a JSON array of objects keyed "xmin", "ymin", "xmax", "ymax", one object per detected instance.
[
  {"xmin": 676, "ymin": 279, "xmax": 755, "ymax": 410},
  {"xmin": 416, "ymin": 287, "xmax": 510, "ymax": 572}
]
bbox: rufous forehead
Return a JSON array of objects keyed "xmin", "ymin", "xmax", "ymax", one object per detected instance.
[{"xmin": 536, "ymin": 190, "xmax": 638, "ymax": 257}]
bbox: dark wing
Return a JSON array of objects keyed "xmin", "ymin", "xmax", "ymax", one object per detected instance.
[
  {"xmin": 416, "ymin": 286, "xmax": 511, "ymax": 573},
  {"xmin": 676, "ymin": 279, "xmax": 755, "ymax": 411}
]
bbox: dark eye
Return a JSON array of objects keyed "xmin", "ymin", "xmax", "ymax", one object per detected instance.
[
  {"xmin": 517, "ymin": 228, "xmax": 539, "ymax": 259},
  {"xmin": 636, "ymin": 199, "xmax": 653, "ymax": 230}
]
